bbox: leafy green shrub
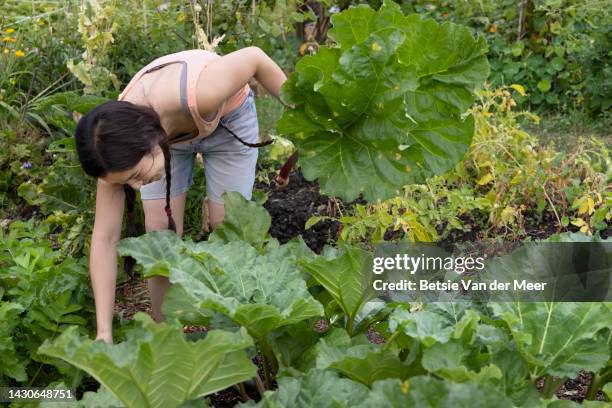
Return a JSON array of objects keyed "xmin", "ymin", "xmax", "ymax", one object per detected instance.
[
  {"xmin": 0, "ymin": 219, "xmax": 95, "ymax": 388},
  {"xmin": 39, "ymin": 313, "xmax": 256, "ymax": 408},
  {"xmin": 118, "ymin": 192, "xmax": 612, "ymax": 405},
  {"xmin": 312, "ymin": 86, "xmax": 610, "ymax": 244},
  {"xmin": 397, "ymin": 0, "xmax": 611, "ymax": 116},
  {"xmin": 277, "ymin": 0, "xmax": 489, "ymax": 201}
]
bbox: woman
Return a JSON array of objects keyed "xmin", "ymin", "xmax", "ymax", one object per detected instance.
[{"xmin": 75, "ymin": 47, "xmax": 287, "ymax": 343}]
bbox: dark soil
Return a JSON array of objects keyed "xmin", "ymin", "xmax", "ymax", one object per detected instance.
[
  {"xmin": 114, "ymin": 278, "xmax": 151, "ymax": 321},
  {"xmin": 254, "ymin": 169, "xmax": 365, "ymax": 253},
  {"xmin": 536, "ymin": 371, "xmax": 607, "ymax": 403}
]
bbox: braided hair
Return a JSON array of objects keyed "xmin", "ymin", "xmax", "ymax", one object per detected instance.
[{"xmin": 75, "ymin": 101, "xmax": 177, "ymax": 273}]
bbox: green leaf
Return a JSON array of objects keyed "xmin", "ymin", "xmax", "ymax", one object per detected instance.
[
  {"xmin": 247, "ymin": 369, "xmax": 370, "ymax": 407},
  {"xmin": 300, "ymin": 246, "xmax": 374, "ymax": 333},
  {"xmin": 277, "ymin": 1, "xmax": 488, "ymax": 201},
  {"xmin": 404, "ymin": 376, "xmax": 513, "ymax": 407},
  {"xmin": 0, "ymin": 300, "xmax": 27, "ymax": 381},
  {"xmin": 357, "ymin": 376, "xmax": 514, "ymax": 408},
  {"xmin": 268, "ymin": 321, "xmax": 322, "ymax": 371},
  {"xmin": 512, "ymin": 41, "xmax": 525, "ymax": 57},
  {"xmin": 41, "ymin": 385, "xmax": 125, "ymax": 408},
  {"xmin": 354, "ymin": 379, "xmax": 411, "ymax": 407},
  {"xmin": 118, "ymin": 230, "xmax": 197, "ymax": 278},
  {"xmin": 422, "ymin": 340, "xmax": 502, "ymax": 383},
  {"xmin": 489, "ymin": 302, "xmax": 612, "ymax": 378},
  {"xmin": 209, "ymin": 191, "xmax": 271, "ymax": 249},
  {"xmin": 33, "ymin": 91, "xmax": 108, "ymax": 113},
  {"xmin": 604, "ymin": 382, "xmax": 612, "ymax": 400},
  {"xmin": 389, "ymin": 309, "xmax": 453, "ymax": 347},
  {"xmin": 328, "ymin": 5, "xmax": 377, "ymax": 48},
  {"xmin": 326, "ymin": 346, "xmax": 412, "ymax": 386},
  {"xmin": 550, "ymin": 57, "xmax": 566, "ymax": 72},
  {"xmin": 305, "ymin": 215, "xmax": 330, "ymax": 230},
  {"xmin": 561, "ymin": 215, "xmax": 569, "ymax": 227},
  {"xmin": 296, "ymin": 327, "xmax": 412, "ymax": 386},
  {"xmin": 388, "ymin": 302, "xmax": 483, "ymax": 347},
  {"xmin": 537, "ymin": 79, "xmax": 552, "ymax": 93},
  {"xmin": 173, "ymin": 239, "xmax": 321, "ymax": 340},
  {"xmin": 38, "ymin": 313, "xmax": 256, "ymax": 408},
  {"xmin": 162, "ymin": 284, "xmax": 212, "ymax": 327},
  {"xmin": 120, "ymin": 211, "xmax": 320, "ymax": 341}
]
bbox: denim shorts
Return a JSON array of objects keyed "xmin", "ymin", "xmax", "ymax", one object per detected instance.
[{"xmin": 139, "ymin": 89, "xmax": 259, "ymax": 203}]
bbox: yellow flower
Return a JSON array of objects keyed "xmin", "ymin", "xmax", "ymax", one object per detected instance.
[
  {"xmin": 5, "ymin": 28, "xmax": 15, "ymax": 34},
  {"xmin": 2, "ymin": 36, "xmax": 16, "ymax": 43},
  {"xmin": 14, "ymin": 50, "xmax": 25, "ymax": 57},
  {"xmin": 2, "ymin": 48, "xmax": 9, "ymax": 54}
]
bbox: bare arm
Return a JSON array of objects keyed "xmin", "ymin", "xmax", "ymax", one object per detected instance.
[
  {"xmin": 90, "ymin": 179, "xmax": 125, "ymax": 342},
  {"xmin": 196, "ymin": 46, "xmax": 287, "ymax": 115}
]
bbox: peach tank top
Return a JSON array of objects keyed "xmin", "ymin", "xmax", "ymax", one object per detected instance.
[{"xmin": 118, "ymin": 49, "xmax": 250, "ymax": 143}]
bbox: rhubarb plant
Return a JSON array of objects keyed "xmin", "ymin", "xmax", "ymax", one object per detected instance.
[
  {"xmin": 39, "ymin": 313, "xmax": 256, "ymax": 408},
  {"xmin": 245, "ymin": 370, "xmax": 514, "ymax": 408},
  {"xmin": 295, "ymin": 327, "xmax": 413, "ymax": 386},
  {"xmin": 300, "ymin": 246, "xmax": 375, "ymax": 336},
  {"xmin": 277, "ymin": 0, "xmax": 489, "ymax": 201},
  {"xmin": 489, "ymin": 302, "xmax": 612, "ymax": 379},
  {"xmin": 118, "ymin": 193, "xmax": 323, "ymax": 386}
]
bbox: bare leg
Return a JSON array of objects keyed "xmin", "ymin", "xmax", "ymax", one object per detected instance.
[
  {"xmin": 142, "ymin": 193, "xmax": 187, "ymax": 322},
  {"xmin": 207, "ymin": 198, "xmax": 226, "ymax": 230}
]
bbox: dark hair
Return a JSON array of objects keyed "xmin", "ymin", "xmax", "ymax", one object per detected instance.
[{"xmin": 75, "ymin": 101, "xmax": 177, "ymax": 270}]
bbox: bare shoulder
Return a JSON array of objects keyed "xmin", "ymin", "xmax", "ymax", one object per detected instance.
[
  {"xmin": 195, "ymin": 47, "xmax": 262, "ymax": 116},
  {"xmin": 123, "ymin": 64, "xmax": 194, "ymax": 136},
  {"xmin": 145, "ymin": 64, "xmax": 184, "ymax": 114}
]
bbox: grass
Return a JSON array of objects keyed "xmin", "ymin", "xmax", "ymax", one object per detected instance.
[{"xmin": 522, "ymin": 110, "xmax": 612, "ymax": 151}]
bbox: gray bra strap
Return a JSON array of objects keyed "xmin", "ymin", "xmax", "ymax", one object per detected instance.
[{"xmin": 142, "ymin": 61, "xmax": 190, "ymax": 117}]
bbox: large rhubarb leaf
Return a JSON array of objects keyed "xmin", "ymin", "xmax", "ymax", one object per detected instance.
[
  {"xmin": 291, "ymin": 327, "xmax": 411, "ymax": 385},
  {"xmin": 268, "ymin": 321, "xmax": 323, "ymax": 372},
  {"xmin": 277, "ymin": 0, "xmax": 488, "ymax": 201},
  {"xmin": 388, "ymin": 302, "xmax": 481, "ymax": 347},
  {"xmin": 120, "ymin": 230, "xmax": 322, "ymax": 340},
  {"xmin": 246, "ymin": 372, "xmax": 513, "ymax": 408},
  {"xmin": 489, "ymin": 302, "xmax": 612, "ymax": 378},
  {"xmin": 242, "ymin": 369, "xmax": 370, "ymax": 408},
  {"xmin": 474, "ymin": 325, "xmax": 541, "ymax": 406},
  {"xmin": 400, "ymin": 376, "xmax": 513, "ymax": 407},
  {"xmin": 354, "ymin": 377, "xmax": 514, "ymax": 408},
  {"xmin": 300, "ymin": 246, "xmax": 374, "ymax": 335},
  {"xmin": 40, "ymin": 384, "xmax": 124, "ymax": 408},
  {"xmin": 316, "ymin": 337, "xmax": 412, "ymax": 386},
  {"xmin": 39, "ymin": 313, "xmax": 256, "ymax": 408},
  {"xmin": 421, "ymin": 340, "xmax": 502, "ymax": 383},
  {"xmin": 117, "ymin": 230, "xmax": 199, "ymax": 279},
  {"xmin": 173, "ymin": 239, "xmax": 323, "ymax": 339}
]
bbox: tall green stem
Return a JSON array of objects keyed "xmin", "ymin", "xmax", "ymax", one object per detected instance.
[
  {"xmin": 541, "ymin": 375, "xmax": 565, "ymax": 399},
  {"xmin": 347, "ymin": 317, "xmax": 354, "ymax": 337},
  {"xmin": 258, "ymin": 337, "xmax": 279, "ymax": 389},
  {"xmin": 384, "ymin": 331, "xmax": 400, "ymax": 350},
  {"xmin": 586, "ymin": 366, "xmax": 612, "ymax": 401},
  {"xmin": 261, "ymin": 350, "xmax": 272, "ymax": 390}
]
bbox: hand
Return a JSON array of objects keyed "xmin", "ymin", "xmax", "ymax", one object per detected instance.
[{"xmin": 95, "ymin": 332, "xmax": 113, "ymax": 344}]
